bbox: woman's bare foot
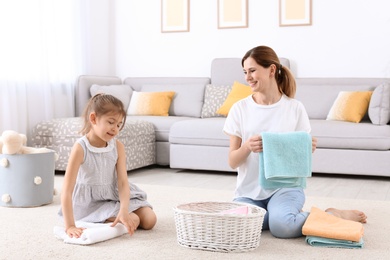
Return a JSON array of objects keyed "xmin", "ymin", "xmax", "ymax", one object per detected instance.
[{"xmin": 325, "ymin": 208, "xmax": 367, "ymax": 223}]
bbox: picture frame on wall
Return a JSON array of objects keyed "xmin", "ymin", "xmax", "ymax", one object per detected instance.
[
  {"xmin": 279, "ymin": 0, "xmax": 312, "ymax": 26},
  {"xmin": 161, "ymin": 0, "xmax": 189, "ymax": 32},
  {"xmin": 218, "ymin": 0, "xmax": 248, "ymax": 29}
]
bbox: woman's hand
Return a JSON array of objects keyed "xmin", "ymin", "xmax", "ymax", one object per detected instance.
[
  {"xmin": 312, "ymin": 136, "xmax": 317, "ymax": 153},
  {"xmin": 246, "ymin": 135, "xmax": 263, "ymax": 153},
  {"xmin": 111, "ymin": 210, "xmax": 138, "ymax": 236},
  {"xmin": 66, "ymin": 226, "xmax": 85, "ymax": 238}
]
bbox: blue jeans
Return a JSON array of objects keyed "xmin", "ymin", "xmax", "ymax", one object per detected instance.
[{"xmin": 234, "ymin": 188, "xmax": 309, "ymax": 238}]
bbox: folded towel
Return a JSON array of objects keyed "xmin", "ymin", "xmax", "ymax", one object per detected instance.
[
  {"xmin": 305, "ymin": 236, "xmax": 364, "ymax": 249},
  {"xmin": 259, "ymin": 132, "xmax": 312, "ymax": 189},
  {"xmin": 53, "ymin": 221, "xmax": 128, "ymax": 245},
  {"xmin": 259, "ymin": 165, "xmax": 307, "ymax": 189},
  {"xmin": 302, "ymin": 207, "xmax": 364, "ymax": 242}
]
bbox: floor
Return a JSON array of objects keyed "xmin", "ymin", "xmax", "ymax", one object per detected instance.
[{"xmin": 124, "ymin": 165, "xmax": 390, "ymax": 201}]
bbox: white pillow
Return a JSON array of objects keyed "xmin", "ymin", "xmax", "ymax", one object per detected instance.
[
  {"xmin": 368, "ymin": 83, "xmax": 390, "ymax": 125},
  {"xmin": 90, "ymin": 84, "xmax": 133, "ymax": 109}
]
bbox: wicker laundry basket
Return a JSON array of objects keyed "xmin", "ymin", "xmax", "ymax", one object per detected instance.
[{"xmin": 173, "ymin": 201, "xmax": 266, "ymax": 253}]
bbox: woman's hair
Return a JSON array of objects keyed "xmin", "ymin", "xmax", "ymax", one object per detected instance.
[
  {"xmin": 241, "ymin": 45, "xmax": 296, "ymax": 98},
  {"xmin": 80, "ymin": 93, "xmax": 127, "ymax": 135}
]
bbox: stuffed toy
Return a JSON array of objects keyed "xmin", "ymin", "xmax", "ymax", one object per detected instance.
[{"xmin": 0, "ymin": 130, "xmax": 58, "ymax": 160}]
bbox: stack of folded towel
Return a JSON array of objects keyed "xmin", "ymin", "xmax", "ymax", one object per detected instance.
[
  {"xmin": 302, "ymin": 207, "xmax": 364, "ymax": 249},
  {"xmin": 259, "ymin": 131, "xmax": 312, "ymax": 189}
]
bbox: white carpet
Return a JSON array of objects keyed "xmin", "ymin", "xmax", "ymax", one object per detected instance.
[{"xmin": 1, "ymin": 176, "xmax": 389, "ymax": 260}]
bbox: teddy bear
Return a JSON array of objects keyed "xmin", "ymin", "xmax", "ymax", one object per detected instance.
[{"xmin": 0, "ymin": 130, "xmax": 58, "ymax": 159}]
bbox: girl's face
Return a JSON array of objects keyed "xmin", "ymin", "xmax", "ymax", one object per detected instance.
[
  {"xmin": 91, "ymin": 112, "xmax": 123, "ymax": 144},
  {"xmin": 243, "ymin": 57, "xmax": 274, "ymax": 93}
]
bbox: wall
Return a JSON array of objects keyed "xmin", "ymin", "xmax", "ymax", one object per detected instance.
[{"xmin": 87, "ymin": 0, "xmax": 390, "ymax": 78}]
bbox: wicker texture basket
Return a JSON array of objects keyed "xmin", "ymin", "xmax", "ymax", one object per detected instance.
[{"xmin": 173, "ymin": 201, "xmax": 266, "ymax": 253}]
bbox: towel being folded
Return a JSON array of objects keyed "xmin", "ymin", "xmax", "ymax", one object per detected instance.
[
  {"xmin": 305, "ymin": 235, "xmax": 364, "ymax": 249},
  {"xmin": 302, "ymin": 207, "xmax": 364, "ymax": 242},
  {"xmin": 53, "ymin": 221, "xmax": 128, "ymax": 245},
  {"xmin": 259, "ymin": 165, "xmax": 307, "ymax": 189},
  {"xmin": 259, "ymin": 131, "xmax": 312, "ymax": 189}
]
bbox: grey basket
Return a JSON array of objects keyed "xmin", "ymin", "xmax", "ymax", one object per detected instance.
[{"xmin": 0, "ymin": 153, "xmax": 55, "ymax": 207}]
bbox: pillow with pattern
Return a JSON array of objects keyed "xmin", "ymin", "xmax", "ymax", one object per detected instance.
[
  {"xmin": 201, "ymin": 84, "xmax": 232, "ymax": 118},
  {"xmin": 216, "ymin": 81, "xmax": 252, "ymax": 116}
]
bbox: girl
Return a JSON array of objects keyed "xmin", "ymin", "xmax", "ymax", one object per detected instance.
[
  {"xmin": 223, "ymin": 45, "xmax": 367, "ymax": 238},
  {"xmin": 59, "ymin": 93, "xmax": 157, "ymax": 238}
]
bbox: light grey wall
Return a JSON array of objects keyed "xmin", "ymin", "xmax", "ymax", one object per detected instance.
[{"xmin": 85, "ymin": 0, "xmax": 390, "ymax": 78}]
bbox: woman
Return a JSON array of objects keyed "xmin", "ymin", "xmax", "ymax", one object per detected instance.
[{"xmin": 223, "ymin": 45, "xmax": 367, "ymax": 238}]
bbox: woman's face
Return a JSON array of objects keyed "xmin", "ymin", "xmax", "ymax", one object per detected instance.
[{"xmin": 243, "ymin": 57, "xmax": 273, "ymax": 93}]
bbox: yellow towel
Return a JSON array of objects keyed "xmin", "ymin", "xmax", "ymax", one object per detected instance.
[{"xmin": 302, "ymin": 207, "xmax": 364, "ymax": 242}]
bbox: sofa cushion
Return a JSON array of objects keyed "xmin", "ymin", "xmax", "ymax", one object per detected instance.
[
  {"xmin": 216, "ymin": 81, "xmax": 252, "ymax": 116},
  {"xmin": 326, "ymin": 91, "xmax": 372, "ymax": 123},
  {"xmin": 210, "ymin": 57, "xmax": 290, "ymax": 86},
  {"xmin": 201, "ymin": 84, "xmax": 232, "ymax": 118},
  {"xmin": 310, "ymin": 119, "xmax": 390, "ymax": 150},
  {"xmin": 127, "ymin": 91, "xmax": 175, "ymax": 116},
  {"xmin": 295, "ymin": 79, "xmax": 380, "ymax": 119},
  {"xmin": 127, "ymin": 115, "xmax": 194, "ymax": 142},
  {"xmin": 141, "ymin": 84, "xmax": 205, "ymax": 118},
  {"xmin": 169, "ymin": 118, "xmax": 229, "ymax": 146},
  {"xmin": 368, "ymin": 83, "xmax": 390, "ymax": 125},
  {"xmin": 90, "ymin": 84, "xmax": 133, "ymax": 110}
]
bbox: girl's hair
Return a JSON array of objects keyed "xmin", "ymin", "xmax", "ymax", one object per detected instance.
[
  {"xmin": 80, "ymin": 93, "xmax": 127, "ymax": 135},
  {"xmin": 241, "ymin": 45, "xmax": 296, "ymax": 98}
]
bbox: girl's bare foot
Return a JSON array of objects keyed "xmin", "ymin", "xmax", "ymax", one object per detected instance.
[{"xmin": 325, "ymin": 208, "xmax": 367, "ymax": 223}]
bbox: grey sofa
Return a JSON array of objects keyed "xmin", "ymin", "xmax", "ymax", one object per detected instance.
[
  {"xmin": 296, "ymin": 78, "xmax": 390, "ymax": 177},
  {"xmin": 75, "ymin": 58, "xmax": 291, "ymax": 171},
  {"xmin": 44, "ymin": 58, "xmax": 390, "ymax": 177}
]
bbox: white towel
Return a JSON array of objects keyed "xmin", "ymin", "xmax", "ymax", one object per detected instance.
[{"xmin": 53, "ymin": 221, "xmax": 128, "ymax": 245}]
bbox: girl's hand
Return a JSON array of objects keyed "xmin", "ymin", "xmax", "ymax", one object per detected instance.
[
  {"xmin": 246, "ymin": 135, "xmax": 263, "ymax": 153},
  {"xmin": 111, "ymin": 210, "xmax": 137, "ymax": 236},
  {"xmin": 66, "ymin": 226, "xmax": 85, "ymax": 238},
  {"xmin": 312, "ymin": 137, "xmax": 317, "ymax": 153}
]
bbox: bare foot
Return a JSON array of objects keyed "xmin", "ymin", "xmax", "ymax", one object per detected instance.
[{"xmin": 325, "ymin": 208, "xmax": 367, "ymax": 223}]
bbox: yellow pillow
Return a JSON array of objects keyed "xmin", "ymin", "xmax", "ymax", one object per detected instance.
[
  {"xmin": 326, "ymin": 91, "xmax": 373, "ymax": 123},
  {"xmin": 127, "ymin": 91, "xmax": 175, "ymax": 116},
  {"xmin": 216, "ymin": 81, "xmax": 252, "ymax": 116}
]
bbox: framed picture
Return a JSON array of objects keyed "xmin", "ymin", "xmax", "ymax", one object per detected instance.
[
  {"xmin": 161, "ymin": 0, "xmax": 189, "ymax": 32},
  {"xmin": 218, "ymin": 0, "xmax": 248, "ymax": 29},
  {"xmin": 279, "ymin": 0, "xmax": 312, "ymax": 26}
]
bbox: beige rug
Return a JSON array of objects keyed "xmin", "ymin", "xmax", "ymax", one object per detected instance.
[{"xmin": 1, "ymin": 176, "xmax": 389, "ymax": 260}]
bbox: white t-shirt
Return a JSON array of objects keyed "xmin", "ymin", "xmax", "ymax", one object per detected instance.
[{"xmin": 223, "ymin": 94, "xmax": 311, "ymax": 200}]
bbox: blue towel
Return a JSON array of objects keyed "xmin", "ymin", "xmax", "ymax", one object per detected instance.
[
  {"xmin": 259, "ymin": 167, "xmax": 307, "ymax": 189},
  {"xmin": 305, "ymin": 236, "xmax": 364, "ymax": 249},
  {"xmin": 259, "ymin": 132, "xmax": 312, "ymax": 189}
]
